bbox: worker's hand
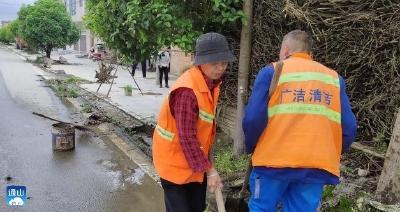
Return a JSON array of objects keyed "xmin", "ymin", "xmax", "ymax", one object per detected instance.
[{"xmin": 207, "ymin": 168, "xmax": 223, "ymax": 193}]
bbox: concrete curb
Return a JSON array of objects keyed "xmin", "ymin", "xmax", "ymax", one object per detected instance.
[
  {"xmin": 4, "ymin": 45, "xmax": 161, "ymax": 186},
  {"xmin": 67, "ymin": 98, "xmax": 160, "ymax": 185}
]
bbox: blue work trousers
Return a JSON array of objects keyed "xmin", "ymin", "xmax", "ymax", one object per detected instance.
[{"xmin": 248, "ymin": 171, "xmax": 324, "ymax": 212}]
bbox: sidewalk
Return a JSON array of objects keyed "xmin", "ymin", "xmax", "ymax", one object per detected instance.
[
  {"xmin": 53, "ymin": 51, "xmax": 177, "ymax": 124},
  {"xmin": 3, "ymin": 45, "xmax": 170, "ymax": 184},
  {"xmin": 11, "ymin": 46, "xmax": 177, "ymax": 125}
]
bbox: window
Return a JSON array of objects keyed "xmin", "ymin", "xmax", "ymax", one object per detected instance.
[{"xmin": 69, "ymin": 0, "xmax": 76, "ymax": 15}]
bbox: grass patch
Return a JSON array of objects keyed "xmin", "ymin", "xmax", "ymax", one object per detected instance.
[
  {"xmin": 54, "ymin": 83, "xmax": 67, "ymax": 96},
  {"xmin": 67, "ymin": 88, "xmax": 78, "ymax": 98},
  {"xmin": 322, "ymin": 187, "xmax": 370, "ymax": 211},
  {"xmin": 65, "ymin": 76, "xmax": 88, "ymax": 84},
  {"xmin": 336, "ymin": 197, "xmax": 357, "ymax": 212},
  {"xmin": 322, "ymin": 185, "xmax": 335, "ymax": 201},
  {"xmin": 50, "ymin": 79, "xmax": 79, "ymax": 98},
  {"xmin": 80, "ymin": 103, "xmax": 93, "ymax": 113},
  {"xmin": 214, "ymin": 145, "xmax": 248, "ymax": 174}
]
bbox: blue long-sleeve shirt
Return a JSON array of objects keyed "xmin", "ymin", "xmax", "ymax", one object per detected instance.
[{"xmin": 242, "ymin": 64, "xmax": 357, "ymax": 185}]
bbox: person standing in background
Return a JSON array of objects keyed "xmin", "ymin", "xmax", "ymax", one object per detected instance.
[
  {"xmin": 158, "ymin": 49, "xmax": 171, "ymax": 88},
  {"xmin": 141, "ymin": 60, "xmax": 147, "ymax": 78}
]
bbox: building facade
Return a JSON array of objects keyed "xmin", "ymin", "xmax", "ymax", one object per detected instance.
[
  {"xmin": 62, "ymin": 0, "xmax": 192, "ymax": 74},
  {"xmin": 63, "ymin": 0, "xmax": 98, "ymax": 53},
  {"xmin": 169, "ymin": 47, "xmax": 193, "ymax": 75},
  {"xmin": 0, "ymin": 21, "xmax": 11, "ymax": 28}
]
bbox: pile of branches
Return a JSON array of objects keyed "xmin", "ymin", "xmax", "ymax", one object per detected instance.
[
  {"xmin": 95, "ymin": 61, "xmax": 116, "ymax": 83},
  {"xmin": 220, "ymin": 0, "xmax": 400, "ymax": 144}
]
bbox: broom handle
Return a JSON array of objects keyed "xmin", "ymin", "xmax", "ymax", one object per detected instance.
[
  {"xmin": 32, "ymin": 112, "xmax": 89, "ymax": 131},
  {"xmin": 269, "ymin": 61, "xmax": 284, "ymax": 97},
  {"xmin": 239, "ymin": 61, "xmax": 284, "ymax": 197},
  {"xmin": 215, "ymin": 187, "xmax": 226, "ymax": 212}
]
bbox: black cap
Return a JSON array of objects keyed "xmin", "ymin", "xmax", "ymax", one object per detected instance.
[{"xmin": 194, "ymin": 32, "xmax": 236, "ymax": 65}]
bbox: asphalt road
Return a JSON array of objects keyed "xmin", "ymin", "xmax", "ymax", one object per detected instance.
[{"xmin": 0, "ymin": 46, "xmax": 164, "ymax": 212}]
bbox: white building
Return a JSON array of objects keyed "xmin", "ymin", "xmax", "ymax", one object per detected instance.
[
  {"xmin": 61, "ymin": 0, "xmax": 192, "ymax": 74},
  {"xmin": 63, "ymin": 0, "xmax": 98, "ymax": 53}
]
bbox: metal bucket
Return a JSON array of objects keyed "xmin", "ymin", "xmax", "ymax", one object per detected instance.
[{"xmin": 52, "ymin": 123, "xmax": 75, "ymax": 151}]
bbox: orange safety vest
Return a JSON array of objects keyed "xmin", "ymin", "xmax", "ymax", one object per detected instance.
[
  {"xmin": 252, "ymin": 52, "xmax": 342, "ymax": 176},
  {"xmin": 152, "ymin": 66, "xmax": 220, "ymax": 184}
]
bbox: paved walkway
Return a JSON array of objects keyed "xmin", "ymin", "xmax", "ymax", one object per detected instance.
[{"xmin": 9, "ymin": 46, "xmax": 177, "ymax": 124}]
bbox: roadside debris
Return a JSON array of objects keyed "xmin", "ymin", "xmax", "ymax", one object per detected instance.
[{"xmin": 32, "ymin": 111, "xmax": 90, "ymax": 131}]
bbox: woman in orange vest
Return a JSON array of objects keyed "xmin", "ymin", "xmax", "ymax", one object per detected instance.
[
  {"xmin": 243, "ymin": 30, "xmax": 357, "ymax": 211},
  {"xmin": 152, "ymin": 32, "xmax": 235, "ymax": 212}
]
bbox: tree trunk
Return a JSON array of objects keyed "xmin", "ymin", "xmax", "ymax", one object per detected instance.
[
  {"xmin": 376, "ymin": 109, "xmax": 400, "ymax": 204},
  {"xmin": 156, "ymin": 65, "xmax": 160, "ymax": 85},
  {"xmin": 45, "ymin": 45, "xmax": 52, "ymax": 58},
  {"xmin": 233, "ymin": 0, "xmax": 253, "ymax": 157}
]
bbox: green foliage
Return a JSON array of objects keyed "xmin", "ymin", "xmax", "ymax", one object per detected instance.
[
  {"xmin": 17, "ymin": 0, "xmax": 79, "ymax": 58},
  {"xmin": 65, "ymin": 76, "xmax": 87, "ymax": 84},
  {"xmin": 124, "ymin": 85, "xmax": 133, "ymax": 92},
  {"xmin": 85, "ymin": 0, "xmax": 199, "ymax": 63},
  {"xmin": 0, "ymin": 25, "xmax": 14, "ymax": 44},
  {"xmin": 80, "ymin": 103, "xmax": 93, "ymax": 113},
  {"xmin": 8, "ymin": 20, "xmax": 21, "ymax": 38},
  {"xmin": 166, "ymin": 0, "xmax": 244, "ymax": 32},
  {"xmin": 322, "ymin": 185, "xmax": 335, "ymax": 201},
  {"xmin": 337, "ymin": 197, "xmax": 357, "ymax": 211},
  {"xmin": 211, "ymin": 0, "xmax": 245, "ymax": 24},
  {"xmin": 52, "ymin": 80, "xmax": 79, "ymax": 98},
  {"xmin": 67, "ymin": 88, "xmax": 79, "ymax": 98},
  {"xmin": 325, "ymin": 197, "xmax": 357, "ymax": 212},
  {"xmin": 54, "ymin": 83, "xmax": 67, "ymax": 97},
  {"xmin": 322, "ymin": 190, "xmax": 366, "ymax": 212},
  {"xmin": 215, "ymin": 146, "xmax": 248, "ymax": 174},
  {"xmin": 84, "ymin": 0, "xmax": 244, "ymax": 63}
]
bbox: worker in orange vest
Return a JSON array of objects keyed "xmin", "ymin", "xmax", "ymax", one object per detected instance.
[
  {"xmin": 152, "ymin": 32, "xmax": 235, "ymax": 212},
  {"xmin": 243, "ymin": 30, "xmax": 357, "ymax": 211}
]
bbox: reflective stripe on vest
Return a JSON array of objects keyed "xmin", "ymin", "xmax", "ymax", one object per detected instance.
[
  {"xmin": 269, "ymin": 103, "xmax": 341, "ymax": 124},
  {"xmin": 252, "ymin": 54, "xmax": 342, "ymax": 177},
  {"xmin": 199, "ymin": 109, "xmax": 215, "ymax": 123},
  {"xmin": 278, "ymin": 72, "xmax": 340, "ymax": 87},
  {"xmin": 156, "ymin": 125, "xmax": 175, "ymax": 141},
  {"xmin": 152, "ymin": 66, "xmax": 220, "ymax": 184}
]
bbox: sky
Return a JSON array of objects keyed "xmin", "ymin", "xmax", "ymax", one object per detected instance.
[{"xmin": 0, "ymin": 0, "xmax": 36, "ymax": 22}]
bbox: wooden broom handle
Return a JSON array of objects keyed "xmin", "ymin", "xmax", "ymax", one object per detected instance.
[{"xmin": 215, "ymin": 187, "xmax": 226, "ymax": 212}]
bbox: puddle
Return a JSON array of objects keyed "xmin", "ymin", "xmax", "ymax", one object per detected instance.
[
  {"xmin": 106, "ymin": 170, "xmax": 122, "ymax": 191},
  {"xmin": 101, "ymin": 160, "xmax": 117, "ymax": 169},
  {"xmin": 125, "ymin": 168, "xmax": 146, "ymax": 185}
]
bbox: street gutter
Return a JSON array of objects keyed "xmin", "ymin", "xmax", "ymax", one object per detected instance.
[{"xmin": 3, "ymin": 44, "xmax": 160, "ymax": 185}]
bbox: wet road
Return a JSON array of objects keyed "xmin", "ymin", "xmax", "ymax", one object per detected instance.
[{"xmin": 0, "ymin": 46, "xmax": 165, "ymax": 212}]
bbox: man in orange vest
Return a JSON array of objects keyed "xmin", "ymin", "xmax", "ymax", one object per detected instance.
[
  {"xmin": 243, "ymin": 30, "xmax": 357, "ymax": 211},
  {"xmin": 152, "ymin": 32, "xmax": 235, "ymax": 212}
]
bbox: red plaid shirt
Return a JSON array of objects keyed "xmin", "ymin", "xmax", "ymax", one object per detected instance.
[{"xmin": 169, "ymin": 71, "xmax": 220, "ymax": 173}]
